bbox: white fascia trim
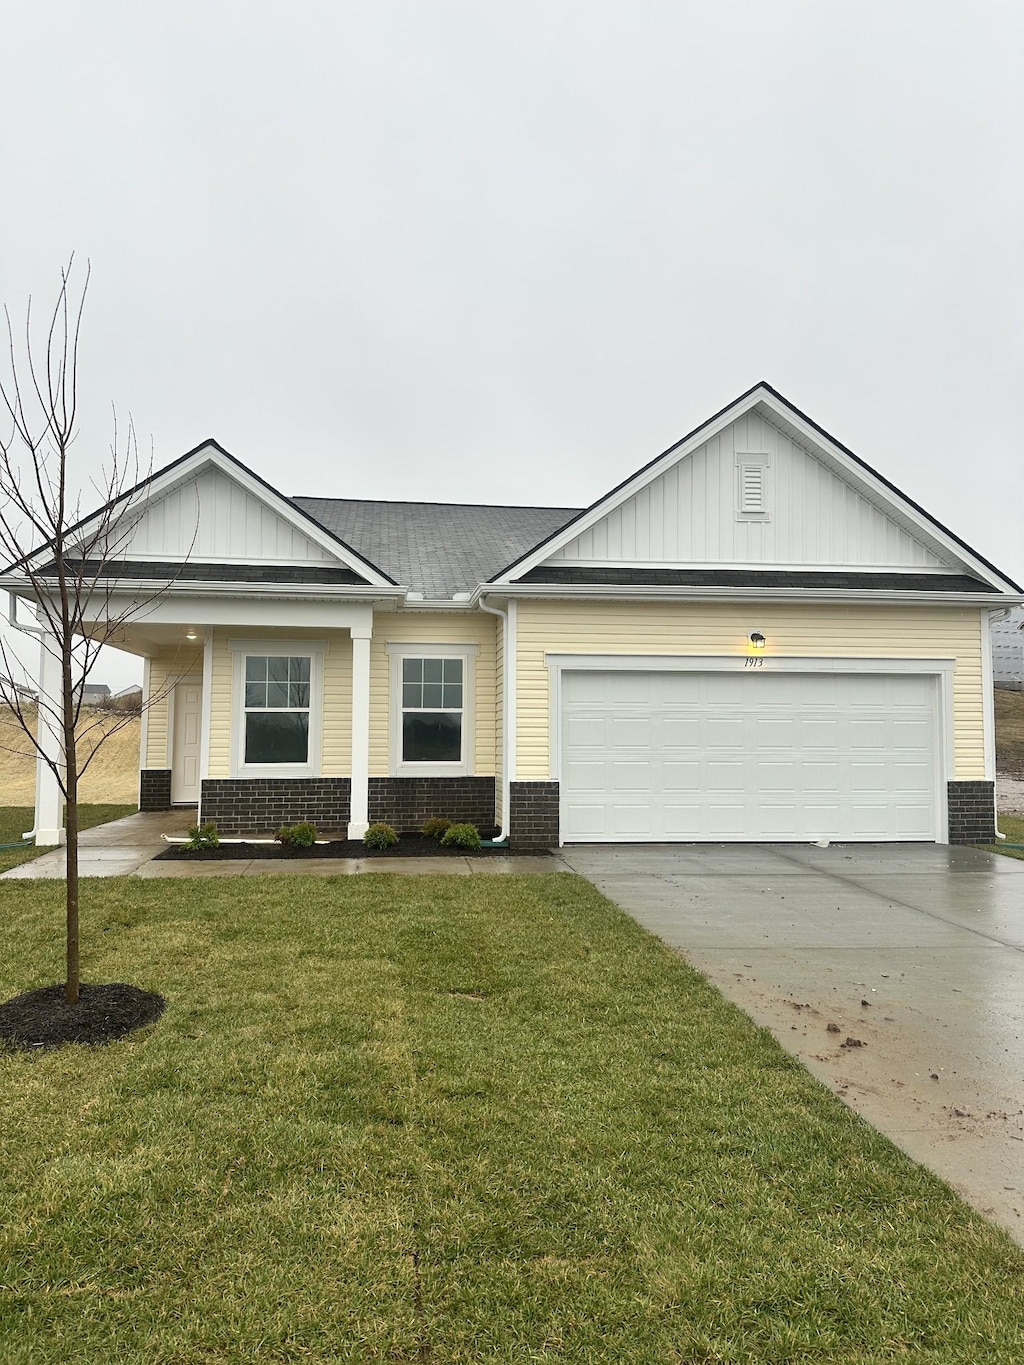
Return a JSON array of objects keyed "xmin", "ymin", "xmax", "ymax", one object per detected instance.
[
  {"xmin": 229, "ymin": 638, "xmax": 326, "ymax": 780},
  {"xmin": 387, "ymin": 641, "xmax": 478, "ymax": 777},
  {"xmin": 488, "ymin": 583, "xmax": 1023, "ymax": 607},
  {"xmin": 0, "ymin": 575, "xmax": 404, "ymax": 602}
]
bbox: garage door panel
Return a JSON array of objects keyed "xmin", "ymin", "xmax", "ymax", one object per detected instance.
[
  {"xmin": 560, "ymin": 669, "xmax": 939, "ymax": 843},
  {"xmin": 662, "ymin": 761, "xmax": 700, "ymax": 791}
]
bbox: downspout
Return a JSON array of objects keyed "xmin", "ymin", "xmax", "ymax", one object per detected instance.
[
  {"xmin": 478, "ymin": 596, "xmax": 514, "ymax": 845},
  {"xmin": 6, "ymin": 592, "xmax": 45, "ymax": 844}
]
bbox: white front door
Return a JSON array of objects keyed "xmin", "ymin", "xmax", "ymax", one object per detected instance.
[
  {"xmin": 171, "ymin": 677, "xmax": 203, "ymax": 804},
  {"xmin": 560, "ymin": 670, "xmax": 940, "ymax": 843}
]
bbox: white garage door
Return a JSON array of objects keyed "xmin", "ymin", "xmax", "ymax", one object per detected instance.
[{"xmin": 560, "ymin": 670, "xmax": 939, "ymax": 842}]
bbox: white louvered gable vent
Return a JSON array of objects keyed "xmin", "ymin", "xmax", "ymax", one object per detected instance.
[{"xmin": 737, "ymin": 456, "xmax": 769, "ymax": 518}]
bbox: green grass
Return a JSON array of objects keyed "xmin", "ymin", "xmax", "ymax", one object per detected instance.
[
  {"xmin": 0, "ymin": 804, "xmax": 136, "ymax": 875},
  {"xmin": 988, "ymin": 814, "xmax": 1024, "ymax": 862},
  {"xmin": 1, "ymin": 874, "xmax": 1023, "ymax": 1363}
]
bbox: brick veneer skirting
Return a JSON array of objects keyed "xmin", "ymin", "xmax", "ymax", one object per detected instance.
[
  {"xmin": 947, "ymin": 780, "xmax": 996, "ymax": 845},
  {"xmin": 509, "ymin": 781, "xmax": 559, "ymax": 849},
  {"xmin": 198, "ymin": 775, "xmax": 498, "ymax": 836},
  {"xmin": 200, "ymin": 778, "xmax": 352, "ymax": 835},
  {"xmin": 368, "ymin": 777, "xmax": 496, "ymax": 832},
  {"xmin": 139, "ymin": 769, "xmax": 172, "ymax": 812}
]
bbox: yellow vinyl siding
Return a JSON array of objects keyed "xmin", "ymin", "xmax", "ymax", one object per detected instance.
[
  {"xmin": 145, "ymin": 646, "xmax": 203, "ymax": 768},
  {"xmin": 515, "ymin": 599, "xmax": 986, "ymax": 780},
  {"xmin": 370, "ymin": 612, "xmax": 498, "ymax": 776},
  {"xmin": 206, "ymin": 628, "xmax": 353, "ymax": 778},
  {"xmin": 204, "ymin": 613, "xmax": 498, "ymax": 779}
]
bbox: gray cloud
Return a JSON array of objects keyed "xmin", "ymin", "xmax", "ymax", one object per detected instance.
[{"xmin": 2, "ymin": 0, "xmax": 1021, "ymax": 688}]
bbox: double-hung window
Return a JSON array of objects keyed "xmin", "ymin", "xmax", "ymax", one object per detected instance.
[
  {"xmin": 388, "ymin": 643, "xmax": 477, "ymax": 775},
  {"xmin": 231, "ymin": 640, "xmax": 324, "ymax": 777}
]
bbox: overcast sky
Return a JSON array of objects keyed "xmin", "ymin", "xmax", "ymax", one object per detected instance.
[{"xmin": 1, "ymin": 0, "xmax": 1021, "ymax": 689}]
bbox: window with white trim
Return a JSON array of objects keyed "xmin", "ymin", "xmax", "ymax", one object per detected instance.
[
  {"xmin": 388, "ymin": 642, "xmax": 477, "ymax": 775},
  {"xmin": 243, "ymin": 655, "xmax": 311, "ymax": 764},
  {"xmin": 230, "ymin": 639, "xmax": 324, "ymax": 777}
]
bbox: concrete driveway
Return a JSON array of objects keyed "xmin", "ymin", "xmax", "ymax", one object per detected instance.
[{"xmin": 560, "ymin": 841, "xmax": 1024, "ymax": 1247}]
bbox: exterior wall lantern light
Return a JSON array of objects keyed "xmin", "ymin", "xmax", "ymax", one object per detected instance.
[{"xmin": 749, "ymin": 631, "xmax": 766, "ymax": 650}]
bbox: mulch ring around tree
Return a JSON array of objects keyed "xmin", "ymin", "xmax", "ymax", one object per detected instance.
[
  {"xmin": 156, "ymin": 834, "xmax": 553, "ymax": 861},
  {"xmin": 0, "ymin": 982, "xmax": 166, "ymax": 1052}
]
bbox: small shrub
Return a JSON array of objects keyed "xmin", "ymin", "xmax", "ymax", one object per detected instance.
[
  {"xmin": 421, "ymin": 816, "xmax": 452, "ymax": 840},
  {"xmin": 186, "ymin": 821, "xmax": 220, "ymax": 850},
  {"xmin": 276, "ymin": 821, "xmax": 318, "ymax": 849},
  {"xmin": 364, "ymin": 822, "xmax": 399, "ymax": 850},
  {"xmin": 440, "ymin": 822, "xmax": 481, "ymax": 850}
]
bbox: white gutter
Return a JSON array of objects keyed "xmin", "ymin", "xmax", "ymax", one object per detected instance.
[
  {"xmin": 478, "ymin": 596, "xmax": 516, "ymax": 843},
  {"xmin": 987, "ymin": 606, "xmax": 1013, "ymax": 841},
  {"xmin": 480, "ymin": 583, "xmax": 1024, "ymax": 607}
]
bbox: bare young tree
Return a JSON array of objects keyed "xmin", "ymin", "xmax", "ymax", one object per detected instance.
[{"xmin": 0, "ymin": 260, "xmax": 190, "ymax": 1005}]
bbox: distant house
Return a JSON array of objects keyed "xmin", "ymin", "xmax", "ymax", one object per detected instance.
[
  {"xmin": 993, "ymin": 607, "xmax": 1024, "ymax": 690},
  {"xmin": 0, "ymin": 676, "xmax": 38, "ymax": 703},
  {"xmin": 81, "ymin": 683, "xmax": 111, "ymax": 706}
]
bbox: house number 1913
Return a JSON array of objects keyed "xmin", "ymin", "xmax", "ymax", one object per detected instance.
[{"xmin": 744, "ymin": 656, "xmax": 764, "ymax": 668}]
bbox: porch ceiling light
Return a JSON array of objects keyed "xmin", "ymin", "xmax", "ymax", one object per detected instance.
[
  {"xmin": 186, "ymin": 630, "xmax": 198, "ymax": 640},
  {"xmin": 749, "ymin": 631, "xmax": 766, "ymax": 650}
]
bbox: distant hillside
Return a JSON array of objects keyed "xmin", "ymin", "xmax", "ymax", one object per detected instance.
[
  {"xmin": 0, "ymin": 706, "xmax": 140, "ymax": 805},
  {"xmin": 996, "ymin": 687, "xmax": 1024, "ymax": 779}
]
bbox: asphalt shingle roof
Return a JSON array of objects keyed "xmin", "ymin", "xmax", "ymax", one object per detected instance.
[{"xmin": 292, "ymin": 497, "xmax": 581, "ymax": 599}]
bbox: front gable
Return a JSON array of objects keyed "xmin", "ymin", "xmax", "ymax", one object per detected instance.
[
  {"xmin": 60, "ymin": 441, "xmax": 397, "ymax": 588},
  {"xmin": 547, "ymin": 407, "xmax": 952, "ymax": 570},
  {"xmin": 498, "ymin": 384, "xmax": 1020, "ymax": 594},
  {"xmin": 115, "ymin": 462, "xmax": 338, "ymax": 564}
]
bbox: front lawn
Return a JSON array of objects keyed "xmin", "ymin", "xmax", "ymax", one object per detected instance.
[
  {"xmin": 1, "ymin": 874, "xmax": 1022, "ymax": 1362},
  {"xmin": 0, "ymin": 805, "xmax": 137, "ymax": 875}
]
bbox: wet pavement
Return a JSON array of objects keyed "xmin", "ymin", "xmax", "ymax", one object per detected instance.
[
  {"xmin": 0, "ymin": 810, "xmax": 564, "ymax": 879},
  {"xmin": 559, "ymin": 842, "xmax": 1024, "ymax": 1246}
]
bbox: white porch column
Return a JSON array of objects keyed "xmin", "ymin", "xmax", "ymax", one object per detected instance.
[
  {"xmin": 348, "ymin": 621, "xmax": 372, "ymax": 839},
  {"xmin": 33, "ymin": 627, "xmax": 65, "ymax": 846}
]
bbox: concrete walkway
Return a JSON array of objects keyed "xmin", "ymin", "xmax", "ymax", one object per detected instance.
[
  {"xmin": 560, "ymin": 842, "xmax": 1024, "ymax": 1247},
  {"xmin": 0, "ymin": 809, "xmax": 563, "ymax": 878}
]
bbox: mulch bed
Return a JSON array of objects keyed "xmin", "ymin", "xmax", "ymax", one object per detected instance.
[
  {"xmin": 157, "ymin": 834, "xmax": 551, "ymax": 861},
  {"xmin": 0, "ymin": 982, "xmax": 166, "ymax": 1052}
]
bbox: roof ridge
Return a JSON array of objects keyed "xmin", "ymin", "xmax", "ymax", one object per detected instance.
[{"xmin": 292, "ymin": 494, "xmax": 583, "ymax": 513}]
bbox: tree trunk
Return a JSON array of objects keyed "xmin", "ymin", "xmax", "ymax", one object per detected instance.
[
  {"xmin": 65, "ymin": 772, "xmax": 79, "ymax": 1005},
  {"xmin": 63, "ymin": 670, "xmax": 80, "ymax": 1006}
]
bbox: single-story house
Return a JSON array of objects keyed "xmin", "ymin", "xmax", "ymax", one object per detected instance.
[
  {"xmin": 3, "ymin": 382, "xmax": 1020, "ymax": 848},
  {"xmin": 81, "ymin": 682, "xmax": 112, "ymax": 705}
]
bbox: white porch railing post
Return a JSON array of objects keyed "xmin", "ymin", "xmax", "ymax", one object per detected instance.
[
  {"xmin": 33, "ymin": 626, "xmax": 65, "ymax": 846},
  {"xmin": 348, "ymin": 623, "xmax": 372, "ymax": 839}
]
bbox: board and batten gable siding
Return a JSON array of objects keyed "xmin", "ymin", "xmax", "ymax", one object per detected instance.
[
  {"xmin": 369, "ymin": 612, "xmax": 498, "ymax": 776},
  {"xmin": 113, "ymin": 465, "xmax": 337, "ymax": 563},
  {"xmin": 206, "ymin": 628, "xmax": 354, "ymax": 779},
  {"xmin": 144, "ymin": 646, "xmax": 204, "ymax": 768},
  {"xmin": 514, "ymin": 600, "xmax": 986, "ymax": 781},
  {"xmin": 546, "ymin": 411, "xmax": 951, "ymax": 569}
]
